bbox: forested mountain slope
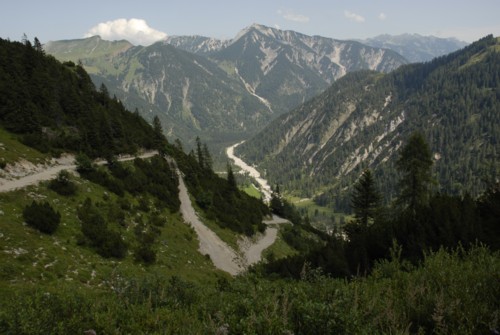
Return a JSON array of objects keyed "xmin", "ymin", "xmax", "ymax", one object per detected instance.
[
  {"xmin": 237, "ymin": 35, "xmax": 500, "ymax": 211},
  {"xmin": 0, "ymin": 37, "xmax": 156, "ymax": 158},
  {"xmin": 0, "ymin": 37, "xmax": 269, "ymax": 238},
  {"xmin": 46, "ymin": 25, "xmax": 407, "ymax": 146},
  {"xmin": 45, "ymin": 36, "xmax": 271, "ymax": 145}
]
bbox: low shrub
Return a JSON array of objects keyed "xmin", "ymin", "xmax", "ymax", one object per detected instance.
[
  {"xmin": 48, "ymin": 170, "xmax": 77, "ymax": 196},
  {"xmin": 22, "ymin": 201, "xmax": 60, "ymax": 234}
]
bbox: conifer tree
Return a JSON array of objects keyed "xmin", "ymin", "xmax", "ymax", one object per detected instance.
[
  {"xmin": 195, "ymin": 136, "xmax": 204, "ymax": 169},
  {"xmin": 351, "ymin": 169, "xmax": 380, "ymax": 227},
  {"xmin": 202, "ymin": 143, "xmax": 213, "ymax": 171},
  {"xmin": 396, "ymin": 132, "xmax": 434, "ymax": 213},
  {"xmin": 33, "ymin": 37, "xmax": 44, "ymax": 54},
  {"xmin": 153, "ymin": 115, "xmax": 166, "ymax": 157},
  {"xmin": 227, "ymin": 162, "xmax": 237, "ymax": 190}
]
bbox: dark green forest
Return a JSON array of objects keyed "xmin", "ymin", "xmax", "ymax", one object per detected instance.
[
  {"xmin": 0, "ymin": 37, "xmax": 156, "ymax": 158},
  {"xmin": 261, "ymin": 132, "xmax": 500, "ymax": 279},
  {"xmin": 0, "ymin": 36, "xmax": 269, "ymax": 246}
]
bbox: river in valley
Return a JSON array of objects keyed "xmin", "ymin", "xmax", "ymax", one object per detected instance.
[{"xmin": 226, "ymin": 141, "xmax": 272, "ymax": 202}]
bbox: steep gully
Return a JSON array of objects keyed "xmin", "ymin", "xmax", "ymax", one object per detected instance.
[{"xmin": 0, "ymin": 149, "xmax": 287, "ymax": 275}]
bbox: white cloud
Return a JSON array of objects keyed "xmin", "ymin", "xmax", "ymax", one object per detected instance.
[
  {"xmin": 344, "ymin": 10, "xmax": 365, "ymax": 23},
  {"xmin": 378, "ymin": 12, "xmax": 387, "ymax": 21},
  {"xmin": 84, "ymin": 18, "xmax": 167, "ymax": 46},
  {"xmin": 277, "ymin": 9, "xmax": 310, "ymax": 23}
]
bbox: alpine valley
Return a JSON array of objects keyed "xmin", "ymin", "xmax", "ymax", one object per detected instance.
[
  {"xmin": 0, "ymin": 20, "xmax": 499, "ymax": 334},
  {"xmin": 236, "ymin": 35, "xmax": 500, "ymax": 211},
  {"xmin": 45, "ymin": 24, "xmax": 410, "ymax": 147}
]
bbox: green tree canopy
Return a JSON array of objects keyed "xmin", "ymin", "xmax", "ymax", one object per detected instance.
[
  {"xmin": 350, "ymin": 169, "xmax": 381, "ymax": 227},
  {"xmin": 396, "ymin": 132, "xmax": 434, "ymax": 213},
  {"xmin": 23, "ymin": 201, "xmax": 61, "ymax": 234}
]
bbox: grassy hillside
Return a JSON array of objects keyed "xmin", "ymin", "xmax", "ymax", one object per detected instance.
[
  {"xmin": 0, "ymin": 169, "xmax": 222, "ymax": 287},
  {"xmin": 0, "ymin": 127, "xmax": 49, "ymax": 167},
  {"xmin": 1, "ymin": 241, "xmax": 497, "ymax": 334}
]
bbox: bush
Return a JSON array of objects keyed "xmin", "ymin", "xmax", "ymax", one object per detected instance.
[
  {"xmin": 97, "ymin": 231, "xmax": 128, "ymax": 259},
  {"xmin": 23, "ymin": 201, "xmax": 61, "ymax": 234},
  {"xmin": 134, "ymin": 245, "xmax": 156, "ymax": 265},
  {"xmin": 48, "ymin": 170, "xmax": 77, "ymax": 196},
  {"xmin": 78, "ymin": 198, "xmax": 128, "ymax": 259},
  {"xmin": 75, "ymin": 153, "xmax": 93, "ymax": 174}
]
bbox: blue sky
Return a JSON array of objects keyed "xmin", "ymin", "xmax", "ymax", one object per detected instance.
[{"xmin": 2, "ymin": 0, "xmax": 499, "ymax": 45}]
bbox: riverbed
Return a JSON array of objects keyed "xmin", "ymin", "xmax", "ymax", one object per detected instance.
[{"xmin": 226, "ymin": 141, "xmax": 272, "ymax": 202}]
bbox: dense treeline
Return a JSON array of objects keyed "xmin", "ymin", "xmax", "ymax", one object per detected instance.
[
  {"xmin": 170, "ymin": 138, "xmax": 269, "ymax": 236},
  {"xmin": 260, "ymin": 133, "xmax": 500, "ymax": 278},
  {"xmin": 0, "ymin": 37, "xmax": 156, "ymax": 157},
  {"xmin": 76, "ymin": 155, "xmax": 180, "ymax": 213}
]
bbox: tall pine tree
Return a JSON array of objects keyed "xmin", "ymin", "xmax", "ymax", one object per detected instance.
[
  {"xmin": 351, "ymin": 169, "xmax": 380, "ymax": 227},
  {"xmin": 396, "ymin": 132, "xmax": 434, "ymax": 214}
]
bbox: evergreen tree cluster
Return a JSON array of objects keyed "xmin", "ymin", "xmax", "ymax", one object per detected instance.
[
  {"xmin": 48, "ymin": 170, "xmax": 77, "ymax": 196},
  {"xmin": 171, "ymin": 140, "xmax": 269, "ymax": 236},
  {"xmin": 0, "ymin": 37, "xmax": 156, "ymax": 157},
  {"xmin": 269, "ymin": 184, "xmax": 303, "ymax": 225},
  {"xmin": 77, "ymin": 198, "xmax": 127, "ymax": 259},
  {"xmin": 76, "ymin": 155, "xmax": 180, "ymax": 213},
  {"xmin": 261, "ymin": 133, "xmax": 500, "ymax": 278}
]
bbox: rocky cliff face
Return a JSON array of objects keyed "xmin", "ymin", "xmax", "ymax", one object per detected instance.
[
  {"xmin": 164, "ymin": 35, "xmax": 229, "ymax": 55},
  {"xmin": 211, "ymin": 24, "xmax": 407, "ymax": 114}
]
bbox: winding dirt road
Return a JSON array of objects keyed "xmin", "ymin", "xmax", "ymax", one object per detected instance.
[
  {"xmin": 177, "ymin": 175, "xmax": 244, "ymax": 275},
  {"xmin": 0, "ymin": 150, "xmax": 286, "ymax": 275},
  {"xmin": 178, "ymin": 175, "xmax": 289, "ymax": 274},
  {"xmin": 239, "ymin": 215, "xmax": 290, "ymax": 266},
  {"xmin": 0, "ymin": 152, "xmax": 157, "ymax": 193}
]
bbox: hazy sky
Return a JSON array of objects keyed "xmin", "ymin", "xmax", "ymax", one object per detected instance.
[{"xmin": 2, "ymin": 0, "xmax": 499, "ymax": 45}]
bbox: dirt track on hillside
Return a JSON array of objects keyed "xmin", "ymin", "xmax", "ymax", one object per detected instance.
[
  {"xmin": 177, "ymin": 171, "xmax": 289, "ymax": 274},
  {"xmin": 177, "ymin": 175, "xmax": 244, "ymax": 275},
  {"xmin": 0, "ymin": 150, "xmax": 287, "ymax": 275},
  {"xmin": 0, "ymin": 151, "xmax": 157, "ymax": 193}
]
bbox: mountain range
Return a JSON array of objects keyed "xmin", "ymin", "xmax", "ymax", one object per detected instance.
[
  {"xmin": 45, "ymin": 24, "xmax": 413, "ymax": 145},
  {"xmin": 359, "ymin": 34, "xmax": 468, "ymax": 62},
  {"xmin": 1, "ymin": 34, "xmax": 498, "ymax": 335},
  {"xmin": 44, "ymin": 35, "xmax": 270, "ymax": 145},
  {"xmin": 236, "ymin": 35, "xmax": 500, "ymax": 211}
]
